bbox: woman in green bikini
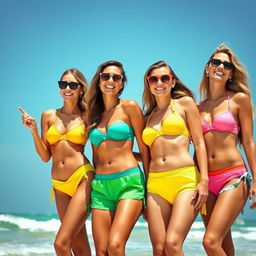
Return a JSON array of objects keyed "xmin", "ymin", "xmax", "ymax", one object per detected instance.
[{"xmin": 87, "ymin": 60, "xmax": 149, "ymax": 256}]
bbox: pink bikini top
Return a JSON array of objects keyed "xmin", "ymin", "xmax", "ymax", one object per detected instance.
[{"xmin": 200, "ymin": 96, "xmax": 240, "ymax": 135}]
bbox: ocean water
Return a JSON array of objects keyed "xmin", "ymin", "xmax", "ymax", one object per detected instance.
[{"xmin": 0, "ymin": 213, "xmax": 255, "ymax": 256}]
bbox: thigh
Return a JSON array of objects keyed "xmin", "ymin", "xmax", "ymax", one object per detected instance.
[
  {"xmin": 206, "ymin": 178, "xmax": 249, "ymax": 239},
  {"xmin": 147, "ymin": 193, "xmax": 172, "ymax": 244},
  {"xmin": 109, "ymin": 199, "xmax": 143, "ymax": 244},
  {"xmin": 201, "ymin": 192, "xmax": 217, "ymax": 227},
  {"xmin": 167, "ymin": 191, "xmax": 199, "ymax": 242},
  {"xmin": 55, "ymin": 189, "xmax": 71, "ymax": 221},
  {"xmin": 92, "ymin": 208, "xmax": 114, "ymax": 252},
  {"xmin": 56, "ymin": 181, "xmax": 88, "ymax": 240}
]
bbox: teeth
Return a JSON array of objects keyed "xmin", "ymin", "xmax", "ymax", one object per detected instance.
[
  {"xmin": 155, "ymin": 88, "xmax": 165, "ymax": 91},
  {"xmin": 64, "ymin": 93, "xmax": 73, "ymax": 96},
  {"xmin": 105, "ymin": 85, "xmax": 114, "ymax": 89},
  {"xmin": 214, "ymin": 71, "xmax": 224, "ymax": 77}
]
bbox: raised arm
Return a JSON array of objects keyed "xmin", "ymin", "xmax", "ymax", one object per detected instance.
[
  {"xmin": 18, "ymin": 107, "xmax": 52, "ymax": 162},
  {"xmin": 183, "ymin": 97, "xmax": 208, "ymax": 210},
  {"xmin": 237, "ymin": 93, "xmax": 256, "ymax": 209}
]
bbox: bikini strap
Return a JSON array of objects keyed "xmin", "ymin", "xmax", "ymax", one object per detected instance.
[
  {"xmin": 170, "ymin": 99, "xmax": 175, "ymax": 113},
  {"xmin": 226, "ymin": 93, "xmax": 230, "ymax": 110},
  {"xmin": 145, "ymin": 107, "xmax": 156, "ymax": 126},
  {"xmin": 51, "ymin": 108, "xmax": 62, "ymax": 125},
  {"xmin": 198, "ymin": 99, "xmax": 207, "ymax": 111}
]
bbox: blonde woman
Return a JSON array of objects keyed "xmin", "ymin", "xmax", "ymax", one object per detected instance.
[
  {"xmin": 198, "ymin": 45, "xmax": 255, "ymax": 256},
  {"xmin": 142, "ymin": 61, "xmax": 208, "ymax": 256},
  {"xmin": 18, "ymin": 68, "xmax": 94, "ymax": 256},
  {"xmin": 87, "ymin": 60, "xmax": 149, "ymax": 256}
]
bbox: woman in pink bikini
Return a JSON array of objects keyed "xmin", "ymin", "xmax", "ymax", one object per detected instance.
[{"xmin": 198, "ymin": 44, "xmax": 256, "ymax": 255}]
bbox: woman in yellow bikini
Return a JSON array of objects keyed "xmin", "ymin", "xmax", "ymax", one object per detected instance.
[
  {"xmin": 18, "ymin": 68, "xmax": 94, "ymax": 256},
  {"xmin": 142, "ymin": 61, "xmax": 208, "ymax": 256}
]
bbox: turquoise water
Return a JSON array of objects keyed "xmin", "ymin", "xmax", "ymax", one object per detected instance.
[{"xmin": 0, "ymin": 213, "xmax": 255, "ymax": 255}]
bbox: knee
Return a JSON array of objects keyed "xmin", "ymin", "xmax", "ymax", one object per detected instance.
[
  {"xmin": 203, "ymin": 232, "xmax": 222, "ymax": 252},
  {"xmin": 152, "ymin": 242, "xmax": 165, "ymax": 256},
  {"xmin": 54, "ymin": 237, "xmax": 70, "ymax": 253},
  {"xmin": 107, "ymin": 240, "xmax": 124, "ymax": 255},
  {"xmin": 165, "ymin": 237, "xmax": 181, "ymax": 254}
]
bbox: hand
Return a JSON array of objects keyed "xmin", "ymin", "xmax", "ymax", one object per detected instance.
[
  {"xmin": 249, "ymin": 182, "xmax": 256, "ymax": 209},
  {"xmin": 18, "ymin": 107, "xmax": 37, "ymax": 132},
  {"xmin": 192, "ymin": 181, "xmax": 208, "ymax": 211}
]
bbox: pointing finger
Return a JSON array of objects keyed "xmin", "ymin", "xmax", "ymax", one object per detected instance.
[{"xmin": 18, "ymin": 107, "xmax": 28, "ymax": 115}]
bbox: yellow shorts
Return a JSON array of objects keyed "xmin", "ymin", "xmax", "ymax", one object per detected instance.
[
  {"xmin": 50, "ymin": 163, "xmax": 95, "ymax": 202},
  {"xmin": 147, "ymin": 165, "xmax": 206, "ymax": 215}
]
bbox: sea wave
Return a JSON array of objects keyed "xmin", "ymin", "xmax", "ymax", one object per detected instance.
[
  {"xmin": 1, "ymin": 213, "xmax": 256, "ymax": 242},
  {"xmin": 0, "ymin": 214, "xmax": 59, "ymax": 232}
]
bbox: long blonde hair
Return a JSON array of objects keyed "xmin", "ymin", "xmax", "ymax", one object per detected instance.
[
  {"xmin": 199, "ymin": 45, "xmax": 252, "ymax": 105},
  {"xmin": 87, "ymin": 60, "xmax": 127, "ymax": 129},
  {"xmin": 60, "ymin": 68, "xmax": 88, "ymax": 113},
  {"xmin": 142, "ymin": 61, "xmax": 195, "ymax": 116}
]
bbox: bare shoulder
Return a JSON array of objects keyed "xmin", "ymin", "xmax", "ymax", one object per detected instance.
[
  {"xmin": 232, "ymin": 92, "xmax": 250, "ymax": 105},
  {"xmin": 176, "ymin": 96, "xmax": 196, "ymax": 110},
  {"xmin": 42, "ymin": 109, "xmax": 58, "ymax": 122},
  {"xmin": 121, "ymin": 99, "xmax": 140, "ymax": 111}
]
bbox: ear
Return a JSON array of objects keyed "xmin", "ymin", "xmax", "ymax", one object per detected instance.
[
  {"xmin": 172, "ymin": 79, "xmax": 176, "ymax": 88},
  {"xmin": 205, "ymin": 64, "xmax": 210, "ymax": 77}
]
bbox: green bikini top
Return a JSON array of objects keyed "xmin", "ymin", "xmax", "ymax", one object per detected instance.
[{"xmin": 89, "ymin": 121, "xmax": 135, "ymax": 147}]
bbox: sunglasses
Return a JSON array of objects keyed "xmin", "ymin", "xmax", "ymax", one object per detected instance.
[
  {"xmin": 147, "ymin": 74, "xmax": 173, "ymax": 85},
  {"xmin": 210, "ymin": 59, "xmax": 234, "ymax": 70},
  {"xmin": 100, "ymin": 72, "xmax": 123, "ymax": 82},
  {"xmin": 58, "ymin": 81, "xmax": 81, "ymax": 90}
]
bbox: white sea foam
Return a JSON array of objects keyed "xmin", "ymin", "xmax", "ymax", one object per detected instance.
[
  {"xmin": 0, "ymin": 243, "xmax": 53, "ymax": 255},
  {"xmin": 232, "ymin": 231, "xmax": 256, "ymax": 240},
  {"xmin": 0, "ymin": 214, "xmax": 92, "ymax": 234}
]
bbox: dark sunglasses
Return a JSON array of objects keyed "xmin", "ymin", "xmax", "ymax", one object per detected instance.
[
  {"xmin": 210, "ymin": 59, "xmax": 234, "ymax": 70},
  {"xmin": 58, "ymin": 81, "xmax": 81, "ymax": 90},
  {"xmin": 100, "ymin": 72, "xmax": 123, "ymax": 82},
  {"xmin": 147, "ymin": 74, "xmax": 173, "ymax": 85}
]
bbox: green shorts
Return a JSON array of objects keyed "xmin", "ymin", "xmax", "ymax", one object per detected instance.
[{"xmin": 91, "ymin": 167, "xmax": 145, "ymax": 211}]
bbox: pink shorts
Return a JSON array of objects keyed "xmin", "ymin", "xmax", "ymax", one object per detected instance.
[{"xmin": 208, "ymin": 165, "xmax": 247, "ymax": 195}]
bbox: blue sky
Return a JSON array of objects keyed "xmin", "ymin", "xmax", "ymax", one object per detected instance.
[{"xmin": 1, "ymin": 0, "xmax": 255, "ymax": 217}]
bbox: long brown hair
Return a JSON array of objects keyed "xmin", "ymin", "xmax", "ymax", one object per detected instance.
[
  {"xmin": 60, "ymin": 68, "xmax": 88, "ymax": 113},
  {"xmin": 142, "ymin": 61, "xmax": 195, "ymax": 116},
  {"xmin": 199, "ymin": 44, "xmax": 252, "ymax": 103},
  {"xmin": 87, "ymin": 60, "xmax": 127, "ymax": 129}
]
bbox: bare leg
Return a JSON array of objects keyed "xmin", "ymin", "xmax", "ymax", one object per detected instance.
[
  {"xmin": 203, "ymin": 179, "xmax": 249, "ymax": 256},
  {"xmin": 54, "ymin": 180, "xmax": 91, "ymax": 256},
  {"xmin": 202, "ymin": 193, "xmax": 234, "ymax": 256},
  {"xmin": 107, "ymin": 199, "xmax": 143, "ymax": 256},
  {"xmin": 92, "ymin": 208, "xmax": 114, "ymax": 256},
  {"xmin": 147, "ymin": 193, "xmax": 172, "ymax": 256},
  {"xmin": 165, "ymin": 191, "xmax": 199, "ymax": 256}
]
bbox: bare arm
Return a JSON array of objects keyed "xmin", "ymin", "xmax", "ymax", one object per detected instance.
[
  {"xmin": 183, "ymin": 97, "xmax": 208, "ymax": 210},
  {"xmin": 237, "ymin": 93, "xmax": 256, "ymax": 209},
  {"xmin": 125, "ymin": 100, "xmax": 150, "ymax": 179},
  {"xmin": 18, "ymin": 107, "xmax": 51, "ymax": 162}
]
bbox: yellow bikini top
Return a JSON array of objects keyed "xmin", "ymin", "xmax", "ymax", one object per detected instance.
[
  {"xmin": 46, "ymin": 110, "xmax": 86, "ymax": 145},
  {"xmin": 142, "ymin": 100, "xmax": 190, "ymax": 147}
]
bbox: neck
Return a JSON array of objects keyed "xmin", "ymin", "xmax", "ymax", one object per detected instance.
[
  {"xmin": 103, "ymin": 95, "xmax": 119, "ymax": 111},
  {"xmin": 155, "ymin": 95, "xmax": 171, "ymax": 110},
  {"xmin": 208, "ymin": 80, "xmax": 227, "ymax": 100},
  {"xmin": 62, "ymin": 101, "xmax": 80, "ymax": 115}
]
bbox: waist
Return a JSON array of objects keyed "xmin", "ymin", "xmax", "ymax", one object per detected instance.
[
  {"xmin": 149, "ymin": 155, "xmax": 194, "ymax": 172},
  {"xmin": 208, "ymin": 164, "xmax": 246, "ymax": 176},
  {"xmin": 95, "ymin": 167, "xmax": 141, "ymax": 180}
]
